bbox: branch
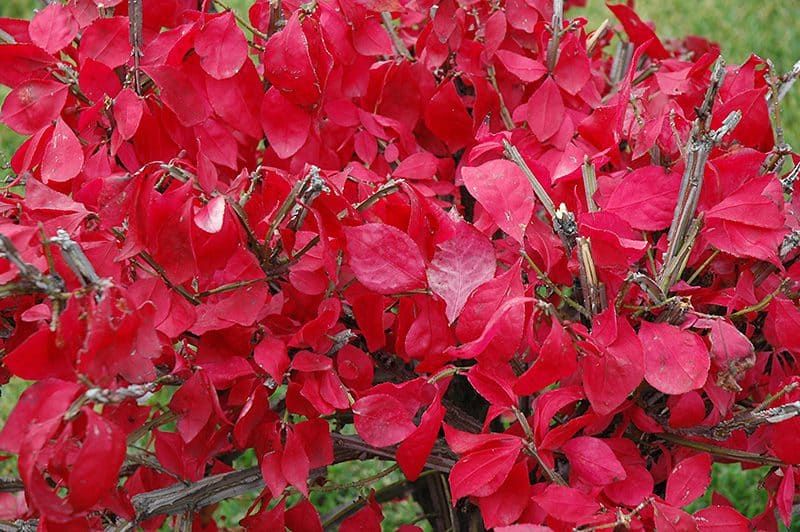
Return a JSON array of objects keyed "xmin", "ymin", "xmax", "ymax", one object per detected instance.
[
  {"xmin": 104, "ymin": 433, "xmax": 457, "ymax": 527},
  {"xmin": 545, "ymin": 0, "xmax": 564, "ymax": 71},
  {"xmin": 128, "ymin": 0, "xmax": 143, "ymax": 94},
  {"xmin": 381, "ymin": 12, "xmax": 413, "ymax": 61}
]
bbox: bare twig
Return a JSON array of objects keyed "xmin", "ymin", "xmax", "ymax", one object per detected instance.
[
  {"xmin": 502, "ymin": 140, "xmax": 556, "ymax": 218},
  {"xmin": 545, "ymin": 0, "xmax": 564, "ymax": 71},
  {"xmin": 381, "ymin": 12, "xmax": 413, "ymax": 61},
  {"xmin": 581, "ymin": 157, "xmax": 598, "ymax": 212},
  {"xmin": 129, "ymin": 0, "xmax": 143, "ymax": 94},
  {"xmin": 577, "ymin": 237, "xmax": 605, "ymax": 316},
  {"xmin": 487, "ymin": 65, "xmax": 515, "ymax": 130},
  {"xmin": 513, "ymin": 407, "xmax": 567, "ymax": 486},
  {"xmin": 586, "ymin": 19, "xmax": 610, "ymax": 57},
  {"xmin": 51, "ymin": 229, "xmax": 101, "ymax": 287},
  {"xmin": 777, "ymin": 59, "xmax": 800, "ymax": 103},
  {"xmin": 659, "ymin": 59, "xmax": 742, "ymax": 292}
]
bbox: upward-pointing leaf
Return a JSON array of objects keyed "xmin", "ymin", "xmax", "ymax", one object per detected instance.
[
  {"xmin": 428, "ymin": 221, "xmax": 496, "ymax": 323},
  {"xmin": 461, "ymin": 159, "xmax": 534, "ymax": 244},
  {"xmin": 345, "ymin": 223, "xmax": 427, "ymax": 294}
]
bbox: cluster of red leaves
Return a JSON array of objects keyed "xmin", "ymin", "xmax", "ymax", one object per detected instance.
[{"xmin": 1, "ymin": 0, "xmax": 800, "ymax": 530}]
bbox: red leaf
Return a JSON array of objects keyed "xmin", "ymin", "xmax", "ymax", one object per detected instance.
[
  {"xmin": 170, "ymin": 372, "xmax": 214, "ymax": 442},
  {"xmin": 263, "ymin": 12, "xmax": 320, "ymax": 106},
  {"xmin": 532, "ymin": 484, "xmax": 602, "ymax": 524},
  {"xmin": 580, "ymin": 309, "xmax": 644, "ymax": 415},
  {"xmin": 427, "ymin": 221, "xmax": 496, "ymax": 323},
  {"xmin": 404, "ymin": 296, "xmax": 453, "ymax": 369},
  {"xmin": 1, "ymin": 80, "xmax": 67, "ymax": 135},
  {"xmin": 607, "ymin": 3, "xmax": 670, "ymax": 60},
  {"xmin": 393, "ymin": 152, "xmax": 439, "ymax": 180},
  {"xmin": 653, "ymin": 500, "xmax": 698, "ymax": 531},
  {"xmin": 526, "ymin": 76, "xmax": 564, "ymax": 142},
  {"xmin": 352, "ymin": 17, "xmax": 393, "ymax": 56},
  {"xmin": 113, "ymin": 88, "xmax": 143, "ymax": 140},
  {"xmin": 561, "ymin": 437, "xmax": 626, "ymax": 486},
  {"xmin": 195, "ymin": 12, "xmax": 248, "ymax": 80},
  {"xmin": 602, "ymin": 166, "xmax": 681, "ymax": 231},
  {"xmin": 79, "ymin": 17, "xmax": 131, "ymax": 68},
  {"xmin": 340, "ymin": 492, "xmax": 384, "ymax": 532},
  {"xmin": 143, "ymin": 65, "xmax": 212, "ymax": 127},
  {"xmin": 0, "ymin": 380, "xmax": 82, "ymax": 454},
  {"xmin": 285, "ymin": 499, "xmax": 323, "ymax": 532},
  {"xmin": 603, "ymin": 464, "xmax": 654, "ymax": 506},
  {"xmin": 777, "ymin": 466, "xmax": 794, "ymax": 527},
  {"xmin": 708, "ymin": 319, "xmax": 754, "ymax": 391},
  {"xmin": 515, "ymin": 321, "xmax": 578, "ymax": 394},
  {"xmin": 461, "ymin": 159, "xmax": 535, "ymax": 243},
  {"xmin": 41, "ymin": 118, "xmax": 83, "ymax": 183},
  {"xmin": 703, "ymin": 174, "xmax": 786, "ymax": 263},
  {"xmin": 396, "ymin": 400, "xmax": 446, "ymax": 480},
  {"xmin": 456, "ymin": 259, "xmax": 525, "ymax": 360},
  {"xmin": 282, "ymin": 426, "xmax": 311, "ymax": 497},
  {"xmin": 260, "ymin": 86, "xmax": 312, "ymax": 159},
  {"xmin": 353, "ymin": 394, "xmax": 418, "ymax": 447},
  {"xmin": 448, "ymin": 297, "xmax": 533, "ymax": 359},
  {"xmin": 0, "ymin": 44, "xmax": 57, "ymax": 87},
  {"xmin": 449, "ymin": 438, "xmax": 522, "ymax": 499},
  {"xmin": 711, "ymin": 88, "xmax": 773, "ymax": 151},
  {"xmin": 553, "ymin": 34, "xmax": 591, "ymax": 95},
  {"xmin": 640, "ymin": 322, "xmax": 710, "ymax": 395},
  {"xmin": 666, "ymin": 453, "xmax": 712, "ymax": 507},
  {"xmin": 693, "ymin": 505, "xmax": 749, "ymax": 531},
  {"xmin": 345, "ymin": 223, "xmax": 427, "ymax": 294},
  {"xmin": 29, "ymin": 3, "xmax": 78, "ymax": 54},
  {"xmin": 477, "ymin": 460, "xmax": 531, "ymax": 528},
  {"xmin": 336, "ymin": 344, "xmax": 374, "ymax": 391},
  {"xmin": 495, "ymin": 49, "xmax": 547, "ymax": 82},
  {"xmin": 68, "ymin": 411, "xmax": 126, "ymax": 510},
  {"xmin": 424, "ymin": 80, "xmax": 474, "ymax": 151}
]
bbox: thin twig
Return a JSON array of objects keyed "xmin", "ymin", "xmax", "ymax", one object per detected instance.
[
  {"xmin": 545, "ymin": 0, "xmax": 564, "ymax": 71},
  {"xmin": 381, "ymin": 12, "xmax": 413, "ymax": 61},
  {"xmin": 503, "ymin": 140, "xmax": 556, "ymax": 218}
]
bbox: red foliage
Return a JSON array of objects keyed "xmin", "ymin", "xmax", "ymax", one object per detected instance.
[{"xmin": 0, "ymin": 0, "xmax": 799, "ymax": 530}]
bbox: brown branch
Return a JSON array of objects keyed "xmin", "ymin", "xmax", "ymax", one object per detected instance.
[
  {"xmin": 100, "ymin": 433, "xmax": 457, "ymax": 527},
  {"xmin": 129, "ymin": 0, "xmax": 143, "ymax": 94},
  {"xmin": 381, "ymin": 12, "xmax": 413, "ymax": 61}
]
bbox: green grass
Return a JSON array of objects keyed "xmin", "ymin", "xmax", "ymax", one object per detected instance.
[{"xmin": 574, "ymin": 0, "xmax": 800, "ymax": 148}]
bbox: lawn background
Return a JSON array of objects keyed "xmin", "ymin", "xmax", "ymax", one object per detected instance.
[{"xmin": 1, "ymin": 0, "xmax": 798, "ymax": 529}]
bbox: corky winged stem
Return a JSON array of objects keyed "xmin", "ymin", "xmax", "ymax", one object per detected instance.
[{"xmin": 659, "ymin": 59, "xmax": 743, "ymax": 293}]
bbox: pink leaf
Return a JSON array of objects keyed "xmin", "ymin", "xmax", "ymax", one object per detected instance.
[
  {"xmin": 41, "ymin": 118, "xmax": 83, "ymax": 183},
  {"xmin": 345, "ymin": 223, "xmax": 427, "ymax": 294},
  {"xmin": 602, "ymin": 166, "xmax": 681, "ymax": 231},
  {"xmin": 1, "ymin": 80, "xmax": 67, "ymax": 135},
  {"xmin": 527, "ymin": 76, "xmax": 564, "ymax": 142},
  {"xmin": 561, "ymin": 437, "xmax": 626, "ymax": 486},
  {"xmin": 427, "ymin": 221, "xmax": 496, "ymax": 323},
  {"xmin": 461, "ymin": 159, "xmax": 534, "ymax": 244},
  {"xmin": 195, "ymin": 12, "xmax": 248, "ymax": 80},
  {"xmin": 79, "ymin": 17, "xmax": 131, "ymax": 68},
  {"xmin": 29, "ymin": 3, "xmax": 78, "ymax": 54},
  {"xmin": 352, "ymin": 394, "xmax": 418, "ymax": 447},
  {"xmin": 260, "ymin": 86, "xmax": 312, "ymax": 159},
  {"xmin": 449, "ymin": 438, "xmax": 522, "ymax": 499},
  {"xmin": 68, "ymin": 411, "xmax": 125, "ymax": 510},
  {"xmin": 640, "ymin": 322, "xmax": 710, "ymax": 395},
  {"xmin": 666, "ymin": 453, "xmax": 712, "ymax": 507},
  {"xmin": 113, "ymin": 88, "xmax": 144, "ymax": 140},
  {"xmin": 496, "ymin": 49, "xmax": 548, "ymax": 83}
]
